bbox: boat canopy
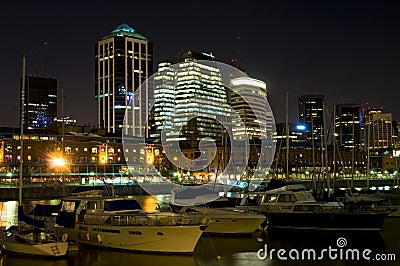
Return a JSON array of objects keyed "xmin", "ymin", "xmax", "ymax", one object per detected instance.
[{"xmin": 104, "ymin": 199, "xmax": 142, "ymax": 211}]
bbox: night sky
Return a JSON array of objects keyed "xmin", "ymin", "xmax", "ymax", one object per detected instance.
[{"xmin": 1, "ymin": 1, "xmax": 400, "ymax": 127}]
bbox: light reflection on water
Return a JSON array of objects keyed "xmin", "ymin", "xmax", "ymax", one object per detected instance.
[
  {"xmin": 0, "ymin": 196, "xmax": 399, "ymax": 265},
  {"xmin": 0, "ymin": 201, "xmax": 18, "ymax": 229}
]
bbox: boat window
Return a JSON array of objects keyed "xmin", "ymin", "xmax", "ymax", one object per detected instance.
[
  {"xmin": 62, "ymin": 201, "xmax": 76, "ymax": 212},
  {"xmin": 294, "ymin": 205, "xmax": 321, "ymax": 212},
  {"xmin": 87, "ymin": 201, "xmax": 104, "ymax": 211},
  {"xmin": 129, "ymin": 231, "xmax": 142, "ymax": 235},
  {"xmin": 245, "ymin": 194, "xmax": 263, "ymax": 206},
  {"xmin": 104, "ymin": 199, "xmax": 142, "ymax": 211},
  {"xmin": 277, "ymin": 194, "xmax": 296, "ymax": 202},
  {"xmin": 290, "ymin": 195, "xmax": 296, "ymax": 202},
  {"xmin": 294, "ymin": 191, "xmax": 316, "ymax": 202},
  {"xmin": 264, "ymin": 194, "xmax": 278, "ymax": 203},
  {"xmin": 183, "ymin": 208, "xmax": 199, "ymax": 213}
]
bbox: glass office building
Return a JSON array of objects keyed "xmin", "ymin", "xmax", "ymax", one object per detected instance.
[{"xmin": 95, "ymin": 24, "xmax": 153, "ymax": 136}]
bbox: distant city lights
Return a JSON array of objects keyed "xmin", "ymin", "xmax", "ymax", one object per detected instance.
[{"xmin": 296, "ymin": 124, "xmax": 306, "ymax": 131}]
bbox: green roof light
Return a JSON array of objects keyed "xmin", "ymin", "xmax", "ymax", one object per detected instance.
[{"xmin": 102, "ymin": 23, "xmax": 148, "ymax": 41}]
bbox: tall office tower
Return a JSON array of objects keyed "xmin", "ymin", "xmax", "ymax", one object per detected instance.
[
  {"xmin": 155, "ymin": 50, "xmax": 230, "ymax": 148},
  {"xmin": 334, "ymin": 103, "xmax": 362, "ymax": 150},
  {"xmin": 21, "ymin": 76, "xmax": 57, "ymax": 130},
  {"xmin": 298, "ymin": 94, "xmax": 325, "ymax": 148},
  {"xmin": 230, "ymin": 77, "xmax": 268, "ymax": 140},
  {"xmin": 153, "ymin": 61, "xmax": 175, "ymax": 136},
  {"xmin": 95, "ymin": 24, "xmax": 153, "ymax": 136},
  {"xmin": 363, "ymin": 108, "xmax": 392, "ymax": 150},
  {"xmin": 274, "ymin": 123, "xmax": 307, "ymax": 148}
]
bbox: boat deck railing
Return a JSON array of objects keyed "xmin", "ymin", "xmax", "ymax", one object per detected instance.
[{"xmin": 80, "ymin": 212, "xmax": 205, "ymax": 227}]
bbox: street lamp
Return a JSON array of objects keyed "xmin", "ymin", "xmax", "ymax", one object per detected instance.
[
  {"xmin": 100, "ymin": 158, "xmax": 107, "ymax": 179},
  {"xmin": 6, "ymin": 172, "xmax": 12, "ymax": 184},
  {"xmin": 50, "ymin": 156, "xmax": 66, "ymax": 196},
  {"xmin": 51, "ymin": 157, "xmax": 65, "ymax": 168}
]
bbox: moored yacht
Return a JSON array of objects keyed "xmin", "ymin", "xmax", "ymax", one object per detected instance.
[
  {"xmin": 237, "ymin": 184, "xmax": 390, "ymax": 231},
  {"xmin": 55, "ymin": 190, "xmax": 206, "ymax": 253},
  {"xmin": 177, "ymin": 206, "xmax": 266, "ymax": 235},
  {"xmin": 0, "ymin": 55, "xmax": 69, "ymax": 258},
  {"xmin": 0, "ymin": 227, "xmax": 69, "ymax": 257}
]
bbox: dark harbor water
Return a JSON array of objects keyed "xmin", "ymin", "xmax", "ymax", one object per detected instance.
[{"xmin": 0, "ymin": 197, "xmax": 399, "ymax": 266}]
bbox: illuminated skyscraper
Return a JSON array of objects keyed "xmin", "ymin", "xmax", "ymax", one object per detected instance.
[
  {"xmin": 21, "ymin": 76, "xmax": 57, "ymax": 130},
  {"xmin": 363, "ymin": 108, "xmax": 392, "ymax": 150},
  {"xmin": 154, "ymin": 50, "xmax": 230, "ymax": 147},
  {"xmin": 95, "ymin": 24, "xmax": 153, "ymax": 135},
  {"xmin": 334, "ymin": 103, "xmax": 361, "ymax": 149},
  {"xmin": 230, "ymin": 77, "xmax": 269, "ymax": 140},
  {"xmin": 153, "ymin": 61, "xmax": 175, "ymax": 135},
  {"xmin": 298, "ymin": 94, "xmax": 325, "ymax": 148}
]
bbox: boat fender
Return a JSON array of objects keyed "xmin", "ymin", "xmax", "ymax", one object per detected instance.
[
  {"xmin": 86, "ymin": 233, "xmax": 90, "ymax": 241},
  {"xmin": 62, "ymin": 233, "xmax": 69, "ymax": 242},
  {"xmin": 97, "ymin": 234, "xmax": 101, "ymax": 242}
]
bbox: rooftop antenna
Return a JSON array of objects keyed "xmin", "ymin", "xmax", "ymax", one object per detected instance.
[
  {"xmin": 236, "ymin": 36, "xmax": 241, "ymax": 69},
  {"xmin": 44, "ymin": 41, "xmax": 48, "ymax": 76},
  {"xmin": 34, "ymin": 49, "xmax": 39, "ymax": 76},
  {"xmin": 231, "ymin": 36, "xmax": 241, "ymax": 69}
]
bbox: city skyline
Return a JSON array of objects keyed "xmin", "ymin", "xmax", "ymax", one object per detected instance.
[{"xmin": 1, "ymin": 1, "xmax": 400, "ymax": 128}]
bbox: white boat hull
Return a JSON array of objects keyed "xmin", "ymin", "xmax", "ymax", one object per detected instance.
[
  {"xmin": 1, "ymin": 240, "xmax": 68, "ymax": 257},
  {"xmin": 205, "ymin": 216, "xmax": 265, "ymax": 234},
  {"xmin": 57, "ymin": 225, "xmax": 203, "ymax": 253}
]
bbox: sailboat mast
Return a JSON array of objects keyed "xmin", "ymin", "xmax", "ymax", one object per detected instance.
[
  {"xmin": 323, "ymin": 99, "xmax": 330, "ymax": 196},
  {"xmin": 332, "ymin": 105, "xmax": 336, "ymax": 189},
  {"xmin": 351, "ymin": 112, "xmax": 355, "ymax": 189},
  {"xmin": 285, "ymin": 91, "xmax": 289, "ymax": 179},
  {"xmin": 61, "ymin": 89, "xmax": 65, "ymax": 196},
  {"xmin": 366, "ymin": 114, "xmax": 370, "ymax": 189},
  {"xmin": 19, "ymin": 54, "xmax": 26, "ymax": 206}
]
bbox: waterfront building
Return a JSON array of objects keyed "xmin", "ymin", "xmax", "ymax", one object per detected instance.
[
  {"xmin": 21, "ymin": 76, "xmax": 57, "ymax": 130},
  {"xmin": 153, "ymin": 61, "xmax": 175, "ymax": 136},
  {"xmin": 363, "ymin": 108, "xmax": 392, "ymax": 150},
  {"xmin": 95, "ymin": 24, "xmax": 153, "ymax": 136},
  {"xmin": 274, "ymin": 123, "xmax": 307, "ymax": 148},
  {"xmin": 273, "ymin": 145, "xmax": 367, "ymax": 178},
  {"xmin": 334, "ymin": 103, "xmax": 362, "ymax": 150},
  {"xmin": 0, "ymin": 129, "xmax": 126, "ymax": 179},
  {"xmin": 298, "ymin": 94, "xmax": 325, "ymax": 148},
  {"xmin": 230, "ymin": 77, "xmax": 268, "ymax": 140},
  {"xmin": 155, "ymin": 50, "xmax": 230, "ymax": 148}
]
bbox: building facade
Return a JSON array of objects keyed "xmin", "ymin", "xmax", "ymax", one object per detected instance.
[
  {"xmin": 95, "ymin": 24, "xmax": 153, "ymax": 136},
  {"xmin": 298, "ymin": 94, "xmax": 325, "ymax": 148},
  {"xmin": 153, "ymin": 61, "xmax": 175, "ymax": 136},
  {"xmin": 154, "ymin": 51, "xmax": 230, "ymax": 148},
  {"xmin": 334, "ymin": 103, "xmax": 362, "ymax": 150},
  {"xmin": 21, "ymin": 76, "xmax": 57, "ymax": 130},
  {"xmin": 230, "ymin": 77, "xmax": 269, "ymax": 140},
  {"xmin": 363, "ymin": 108, "xmax": 393, "ymax": 150}
]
